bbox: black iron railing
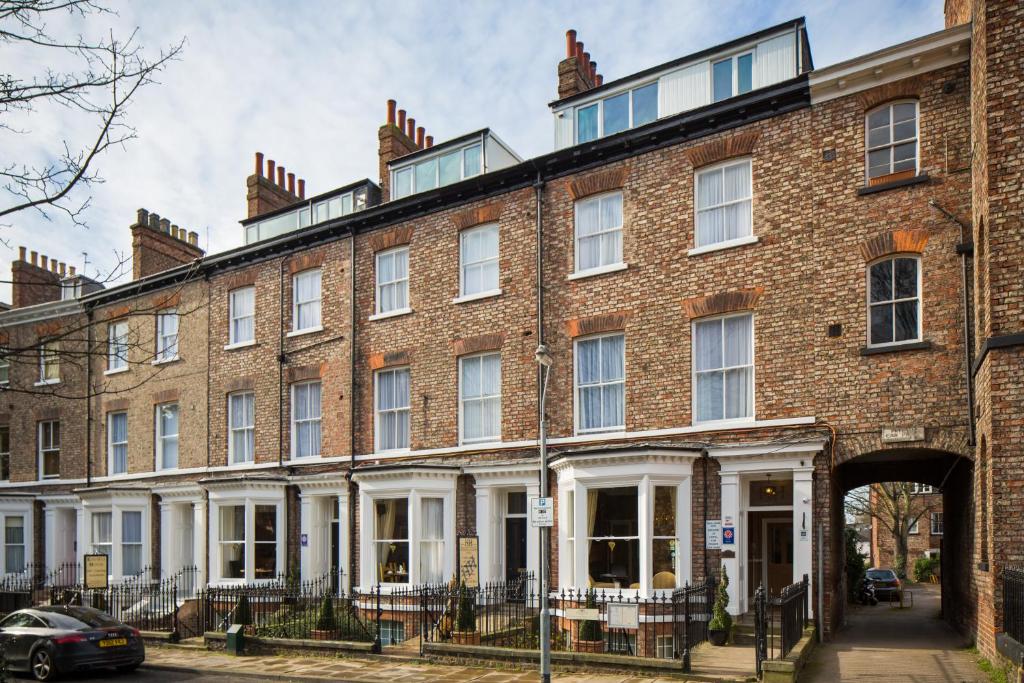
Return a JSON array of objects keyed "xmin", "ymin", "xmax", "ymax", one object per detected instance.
[
  {"xmin": 1003, "ymin": 566, "xmax": 1024, "ymax": 645},
  {"xmin": 755, "ymin": 574, "xmax": 810, "ymax": 676}
]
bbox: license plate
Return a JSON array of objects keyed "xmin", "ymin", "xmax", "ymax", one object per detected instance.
[{"xmin": 99, "ymin": 638, "xmax": 127, "ymax": 647}]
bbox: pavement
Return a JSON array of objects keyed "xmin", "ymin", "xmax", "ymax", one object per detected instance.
[{"xmin": 802, "ymin": 582, "xmax": 988, "ymax": 682}]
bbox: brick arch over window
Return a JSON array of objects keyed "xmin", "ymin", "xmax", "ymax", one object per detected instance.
[
  {"xmin": 858, "ymin": 229, "xmax": 930, "ymax": 262},
  {"xmin": 681, "ymin": 288, "xmax": 764, "ymax": 320},
  {"xmin": 451, "ymin": 202, "xmax": 504, "ymax": 231},
  {"xmin": 684, "ymin": 129, "xmax": 760, "ymax": 169},
  {"xmin": 368, "ymin": 225, "xmax": 414, "ymax": 253},
  {"xmin": 857, "ymin": 77, "xmax": 923, "ymax": 111},
  {"xmin": 566, "ymin": 310, "xmax": 630, "ymax": 338},
  {"xmin": 567, "ymin": 167, "xmax": 629, "ymax": 201}
]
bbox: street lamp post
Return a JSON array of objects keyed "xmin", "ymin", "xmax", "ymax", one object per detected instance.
[{"xmin": 535, "ymin": 344, "xmax": 553, "ymax": 683}]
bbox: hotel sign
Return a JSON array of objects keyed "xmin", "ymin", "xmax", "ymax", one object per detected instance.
[{"xmin": 881, "ymin": 427, "xmax": 925, "ymax": 443}]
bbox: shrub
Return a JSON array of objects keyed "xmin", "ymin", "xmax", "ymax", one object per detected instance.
[
  {"xmin": 456, "ymin": 582, "xmax": 477, "ymax": 632},
  {"xmin": 233, "ymin": 594, "xmax": 253, "ymax": 626},
  {"xmin": 578, "ymin": 588, "xmax": 601, "ymax": 641},
  {"xmin": 845, "ymin": 526, "xmax": 867, "ymax": 601},
  {"xmin": 709, "ymin": 565, "xmax": 732, "ymax": 633},
  {"xmin": 315, "ymin": 594, "xmax": 337, "ymax": 631},
  {"xmin": 913, "ymin": 555, "xmax": 940, "ymax": 583}
]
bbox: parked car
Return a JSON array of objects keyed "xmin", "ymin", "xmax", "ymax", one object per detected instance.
[
  {"xmin": 865, "ymin": 568, "xmax": 903, "ymax": 601},
  {"xmin": 0, "ymin": 605, "xmax": 145, "ymax": 681}
]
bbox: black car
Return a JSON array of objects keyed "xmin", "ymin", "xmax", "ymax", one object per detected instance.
[
  {"xmin": 0, "ymin": 605, "xmax": 145, "ymax": 680},
  {"xmin": 865, "ymin": 567, "xmax": 903, "ymax": 601}
]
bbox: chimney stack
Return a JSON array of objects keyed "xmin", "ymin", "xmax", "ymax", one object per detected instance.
[
  {"xmin": 130, "ymin": 207, "xmax": 205, "ymax": 280},
  {"xmin": 378, "ymin": 99, "xmax": 421, "ymax": 201},
  {"xmin": 558, "ymin": 30, "xmax": 600, "ymax": 99},
  {"xmin": 10, "ymin": 245, "xmax": 63, "ymax": 308},
  {"xmin": 246, "ymin": 151, "xmax": 305, "ymax": 219}
]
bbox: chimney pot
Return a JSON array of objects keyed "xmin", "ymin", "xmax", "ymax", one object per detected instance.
[
  {"xmin": 416, "ymin": 126, "xmax": 425, "ymax": 148},
  {"xmin": 30, "ymin": 251, "xmax": 38, "ymax": 266},
  {"xmin": 387, "ymin": 99, "xmax": 397, "ymax": 125},
  {"xmin": 40, "ymin": 255, "xmax": 48, "ymax": 270},
  {"xmin": 287, "ymin": 172, "xmax": 295, "ymax": 194},
  {"xmin": 407, "ymin": 118, "xmax": 416, "ymax": 139},
  {"xmin": 188, "ymin": 231, "xmax": 199, "ymax": 246},
  {"xmin": 583, "ymin": 51, "xmax": 591, "ymax": 71},
  {"xmin": 255, "ymin": 152, "xmax": 264, "ymax": 177},
  {"xmin": 596, "ymin": 74, "xmax": 604, "ymax": 86},
  {"xmin": 425, "ymin": 135, "xmax": 434, "ymax": 148},
  {"xmin": 267, "ymin": 159, "xmax": 276, "ymax": 180},
  {"xmin": 137, "ymin": 208, "xmax": 149, "ymax": 225},
  {"xmin": 566, "ymin": 30, "xmax": 577, "ymax": 58},
  {"xmin": 277, "ymin": 166, "xmax": 286, "ymax": 187},
  {"xmin": 398, "ymin": 109, "xmax": 407, "ymax": 130},
  {"xmin": 69, "ymin": 265, "xmax": 76, "ymax": 276},
  {"xmin": 51, "ymin": 261, "xmax": 59, "ymax": 273},
  {"xmin": 171, "ymin": 224, "xmax": 180, "ymax": 238},
  {"xmin": 576, "ymin": 41, "xmax": 584, "ymax": 60},
  {"xmin": 160, "ymin": 218, "xmax": 171, "ymax": 234},
  {"xmin": 149, "ymin": 213, "xmax": 161, "ymax": 230},
  {"xmin": 58, "ymin": 262, "xmax": 66, "ymax": 276},
  {"xmin": 18, "ymin": 246, "xmax": 26, "ymax": 261},
  {"xmin": 590, "ymin": 61, "xmax": 597, "ymax": 80},
  {"xmin": 298, "ymin": 179, "xmax": 306, "ymax": 199}
]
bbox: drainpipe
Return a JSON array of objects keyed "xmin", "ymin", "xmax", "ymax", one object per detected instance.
[
  {"xmin": 702, "ymin": 449, "xmax": 710, "ymax": 580},
  {"xmin": 278, "ymin": 257, "xmax": 287, "ymax": 468},
  {"xmin": 349, "ymin": 232, "xmax": 358, "ymax": 588},
  {"xmin": 205, "ymin": 271, "xmax": 212, "ymax": 468},
  {"xmin": 928, "ymin": 200, "xmax": 975, "ymax": 447},
  {"xmin": 85, "ymin": 306, "xmax": 94, "ymax": 486}
]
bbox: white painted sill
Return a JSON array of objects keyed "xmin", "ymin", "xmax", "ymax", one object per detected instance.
[
  {"xmin": 224, "ymin": 340, "xmax": 256, "ymax": 351},
  {"xmin": 452, "ymin": 289, "xmax": 503, "ymax": 305},
  {"xmin": 687, "ymin": 235, "xmax": 759, "ymax": 256},
  {"xmin": 567, "ymin": 262, "xmax": 628, "ymax": 281},
  {"xmin": 692, "ymin": 417, "xmax": 758, "ymax": 430},
  {"xmin": 103, "ymin": 367, "xmax": 129, "ymax": 376},
  {"xmin": 287, "ymin": 326, "xmax": 324, "ymax": 338},
  {"xmin": 151, "ymin": 356, "xmax": 180, "ymax": 366},
  {"xmin": 34, "ymin": 379, "xmax": 61, "ymax": 386},
  {"xmin": 369, "ymin": 307, "xmax": 413, "ymax": 322}
]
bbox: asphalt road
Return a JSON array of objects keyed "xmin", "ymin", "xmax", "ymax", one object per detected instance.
[{"xmin": 7, "ymin": 667, "xmax": 242, "ymax": 682}]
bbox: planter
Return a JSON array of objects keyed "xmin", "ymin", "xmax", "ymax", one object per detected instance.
[
  {"xmin": 576, "ymin": 639, "xmax": 605, "ymax": 654},
  {"xmin": 451, "ymin": 630, "xmax": 481, "ymax": 645},
  {"xmin": 310, "ymin": 629, "xmax": 339, "ymax": 641},
  {"xmin": 709, "ymin": 628, "xmax": 729, "ymax": 646}
]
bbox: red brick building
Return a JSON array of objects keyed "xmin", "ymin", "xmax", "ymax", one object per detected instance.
[
  {"xmin": 0, "ymin": 0, "xmax": 1020, "ymax": 664},
  {"xmin": 868, "ymin": 484, "xmax": 944, "ymax": 570}
]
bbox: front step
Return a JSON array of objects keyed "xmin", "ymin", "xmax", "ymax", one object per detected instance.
[{"xmin": 732, "ymin": 623, "xmax": 781, "ymax": 647}]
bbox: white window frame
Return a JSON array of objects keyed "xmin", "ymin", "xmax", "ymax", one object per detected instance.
[
  {"xmin": 693, "ymin": 157, "xmax": 754, "ymax": 250},
  {"xmin": 374, "ymin": 367, "xmax": 411, "ymax": 453},
  {"xmin": 374, "ymin": 246, "xmax": 410, "ymax": 317},
  {"xmin": 3, "ymin": 515, "xmax": 25, "ymax": 575},
  {"xmin": 290, "ymin": 381, "xmax": 322, "ymax": 459},
  {"xmin": 38, "ymin": 340, "xmax": 60, "ymax": 384},
  {"xmin": 0, "ymin": 426, "xmax": 9, "ymax": 481},
  {"xmin": 291, "ymin": 268, "xmax": 322, "ymax": 334},
  {"xmin": 121, "ymin": 509, "xmax": 144, "ymax": 576},
  {"xmin": 908, "ymin": 517, "xmax": 919, "ymax": 535},
  {"xmin": 390, "ymin": 142, "xmax": 483, "ymax": 199},
  {"xmin": 106, "ymin": 322, "xmax": 129, "ymax": 373},
  {"xmin": 867, "ymin": 255, "xmax": 922, "ymax": 348},
  {"xmin": 208, "ymin": 491, "xmax": 286, "ymax": 585},
  {"xmin": 930, "ymin": 512, "xmax": 943, "ymax": 536},
  {"xmin": 912, "ymin": 483, "xmax": 934, "ymax": 494},
  {"xmin": 228, "ymin": 391, "xmax": 256, "ymax": 464},
  {"xmin": 865, "ymin": 99, "xmax": 919, "ymax": 182},
  {"xmin": 0, "ymin": 348, "xmax": 9, "ymax": 387},
  {"xmin": 573, "ymin": 333, "xmax": 626, "ymax": 435},
  {"xmin": 155, "ymin": 309, "xmax": 179, "ymax": 362},
  {"xmin": 0, "ymin": 505, "xmax": 32, "ymax": 577},
  {"xmin": 90, "ymin": 510, "xmax": 113, "ymax": 559},
  {"xmin": 573, "ymin": 191, "xmax": 624, "ymax": 275},
  {"xmin": 107, "ymin": 411, "xmax": 128, "ymax": 476},
  {"xmin": 458, "ymin": 223, "xmax": 500, "ymax": 299},
  {"xmin": 458, "ymin": 352, "xmax": 501, "ymax": 445},
  {"xmin": 155, "ymin": 403, "xmax": 179, "ymax": 471},
  {"xmin": 79, "ymin": 492, "xmax": 150, "ymax": 583},
  {"xmin": 711, "ymin": 50, "xmax": 755, "ymax": 102},
  {"xmin": 228, "ymin": 286, "xmax": 256, "ymax": 346},
  {"xmin": 691, "ymin": 312, "xmax": 755, "ymax": 426},
  {"xmin": 574, "ymin": 80, "xmax": 659, "ymax": 143},
  {"xmin": 38, "ymin": 420, "xmax": 60, "ymax": 479}
]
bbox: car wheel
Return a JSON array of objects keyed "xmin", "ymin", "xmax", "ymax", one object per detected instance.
[
  {"xmin": 31, "ymin": 646, "xmax": 58, "ymax": 681},
  {"xmin": 116, "ymin": 663, "xmax": 140, "ymax": 674}
]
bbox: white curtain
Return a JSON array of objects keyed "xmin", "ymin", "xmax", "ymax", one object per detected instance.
[
  {"xmin": 577, "ymin": 335, "xmax": 624, "ymax": 431},
  {"xmin": 695, "ymin": 319, "xmax": 724, "ymax": 422},
  {"xmin": 724, "ymin": 316, "xmax": 753, "ymax": 419},
  {"xmin": 110, "ymin": 413, "xmax": 127, "ymax": 474},
  {"xmin": 159, "ymin": 312, "xmax": 179, "ymax": 358},
  {"xmin": 420, "ymin": 498, "xmax": 444, "ymax": 584},
  {"xmin": 294, "ymin": 270, "xmax": 321, "ymax": 329},
  {"xmin": 294, "ymin": 383, "xmax": 321, "ymax": 457},
  {"xmin": 722, "ymin": 162, "xmax": 752, "ymax": 241},
  {"xmin": 231, "ymin": 393, "xmax": 255, "ymax": 462},
  {"xmin": 576, "ymin": 197, "xmax": 601, "ymax": 270},
  {"xmin": 461, "ymin": 225, "xmax": 499, "ymax": 295},
  {"xmin": 377, "ymin": 250, "xmax": 408, "ymax": 312},
  {"xmin": 659, "ymin": 61, "xmax": 709, "ymax": 117},
  {"xmin": 231, "ymin": 288, "xmax": 255, "ymax": 343},
  {"xmin": 5, "ymin": 517, "xmax": 24, "ymax": 573},
  {"xmin": 377, "ymin": 370, "xmax": 409, "ymax": 450},
  {"xmin": 600, "ymin": 335, "xmax": 625, "ymax": 428},
  {"xmin": 754, "ymin": 32, "xmax": 797, "ymax": 89},
  {"xmin": 160, "ymin": 405, "xmax": 179, "ymax": 469},
  {"xmin": 697, "ymin": 161, "xmax": 751, "ymax": 247},
  {"xmin": 92, "ymin": 512, "xmax": 112, "ymax": 553},
  {"xmin": 122, "ymin": 511, "xmax": 143, "ymax": 576},
  {"xmin": 461, "ymin": 354, "xmax": 500, "ymax": 441}
]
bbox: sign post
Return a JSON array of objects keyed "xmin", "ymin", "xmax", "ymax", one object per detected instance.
[
  {"xmin": 458, "ymin": 536, "xmax": 479, "ymax": 588},
  {"xmin": 530, "ymin": 497, "xmax": 553, "ymax": 528},
  {"xmin": 83, "ymin": 554, "xmax": 109, "ymax": 590}
]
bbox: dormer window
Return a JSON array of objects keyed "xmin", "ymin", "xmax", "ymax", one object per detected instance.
[
  {"xmin": 392, "ymin": 142, "xmax": 482, "ymax": 199},
  {"xmin": 576, "ymin": 82, "xmax": 658, "ymax": 144},
  {"xmin": 712, "ymin": 52, "xmax": 754, "ymax": 102}
]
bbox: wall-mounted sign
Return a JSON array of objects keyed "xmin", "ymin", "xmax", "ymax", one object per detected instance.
[
  {"xmin": 300, "ymin": 533, "xmax": 308, "ymax": 547},
  {"xmin": 706, "ymin": 520, "xmax": 722, "ymax": 550},
  {"xmin": 723, "ymin": 515, "xmax": 734, "ymax": 527},
  {"xmin": 607, "ymin": 603, "xmax": 639, "ymax": 630},
  {"xmin": 458, "ymin": 536, "xmax": 479, "ymax": 588},
  {"xmin": 530, "ymin": 497, "xmax": 553, "ymax": 528},
  {"xmin": 565, "ymin": 608, "xmax": 600, "ymax": 621},
  {"xmin": 881, "ymin": 427, "xmax": 925, "ymax": 443},
  {"xmin": 84, "ymin": 554, "xmax": 109, "ymax": 590},
  {"xmin": 723, "ymin": 527, "xmax": 736, "ymax": 545}
]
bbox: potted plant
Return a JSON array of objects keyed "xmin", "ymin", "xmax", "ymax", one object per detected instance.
[
  {"xmin": 310, "ymin": 594, "xmax": 338, "ymax": 641},
  {"xmin": 451, "ymin": 582, "xmax": 481, "ymax": 645},
  {"xmin": 708, "ymin": 566, "xmax": 732, "ymax": 646},
  {"xmin": 576, "ymin": 588, "xmax": 604, "ymax": 654},
  {"xmin": 233, "ymin": 594, "xmax": 253, "ymax": 632}
]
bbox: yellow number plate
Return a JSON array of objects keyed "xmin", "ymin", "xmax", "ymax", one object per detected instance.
[{"xmin": 99, "ymin": 638, "xmax": 127, "ymax": 647}]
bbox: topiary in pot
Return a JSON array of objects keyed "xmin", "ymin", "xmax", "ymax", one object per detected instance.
[
  {"xmin": 708, "ymin": 565, "xmax": 732, "ymax": 646},
  {"xmin": 311, "ymin": 594, "xmax": 339, "ymax": 640},
  {"xmin": 577, "ymin": 588, "xmax": 604, "ymax": 653},
  {"xmin": 452, "ymin": 582, "xmax": 480, "ymax": 645}
]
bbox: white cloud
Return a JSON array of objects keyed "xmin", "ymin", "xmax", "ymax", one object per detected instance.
[{"xmin": 1, "ymin": 0, "xmax": 942, "ymax": 301}]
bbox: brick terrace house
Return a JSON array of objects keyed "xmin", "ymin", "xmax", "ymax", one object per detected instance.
[
  {"xmin": 0, "ymin": 0, "xmax": 1020, "ymax": 662},
  {"xmin": 869, "ymin": 484, "xmax": 944, "ymax": 570}
]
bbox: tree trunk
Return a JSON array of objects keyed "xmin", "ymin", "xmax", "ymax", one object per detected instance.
[{"xmin": 894, "ymin": 532, "xmax": 909, "ymax": 578}]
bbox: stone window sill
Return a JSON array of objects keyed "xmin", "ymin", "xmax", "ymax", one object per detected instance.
[
  {"xmin": 452, "ymin": 289, "xmax": 503, "ymax": 305},
  {"xmin": 687, "ymin": 235, "xmax": 759, "ymax": 257},
  {"xmin": 224, "ymin": 340, "xmax": 256, "ymax": 351},
  {"xmin": 369, "ymin": 308, "xmax": 413, "ymax": 322},
  {"xmin": 857, "ymin": 173, "xmax": 929, "ymax": 196},
  {"xmin": 859, "ymin": 340, "xmax": 932, "ymax": 356},
  {"xmin": 567, "ymin": 262, "xmax": 628, "ymax": 281},
  {"xmin": 286, "ymin": 326, "xmax": 324, "ymax": 338},
  {"xmin": 152, "ymin": 356, "xmax": 180, "ymax": 366},
  {"xmin": 34, "ymin": 379, "xmax": 61, "ymax": 387},
  {"xmin": 103, "ymin": 367, "xmax": 129, "ymax": 376}
]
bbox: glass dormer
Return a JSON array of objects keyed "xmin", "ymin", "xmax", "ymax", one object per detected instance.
[
  {"xmin": 243, "ymin": 181, "xmax": 379, "ymax": 245},
  {"xmin": 389, "ymin": 130, "xmax": 521, "ymax": 200}
]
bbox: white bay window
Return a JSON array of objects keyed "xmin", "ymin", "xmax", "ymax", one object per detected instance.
[
  {"xmin": 207, "ymin": 481, "xmax": 286, "ymax": 584},
  {"xmin": 80, "ymin": 490, "xmax": 151, "ymax": 582}
]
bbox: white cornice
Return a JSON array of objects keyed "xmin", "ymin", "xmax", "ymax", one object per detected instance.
[
  {"xmin": 707, "ymin": 439, "xmax": 827, "ymax": 460},
  {"xmin": 809, "ymin": 23, "xmax": 971, "ymax": 104},
  {"xmin": 351, "ymin": 466, "xmax": 459, "ymax": 484},
  {"xmin": 0, "ymin": 299, "xmax": 82, "ymax": 326},
  {"xmin": 292, "ymin": 473, "xmax": 350, "ymax": 495},
  {"xmin": 151, "ymin": 483, "xmax": 204, "ymax": 501},
  {"xmin": 550, "ymin": 449, "xmax": 700, "ymax": 473}
]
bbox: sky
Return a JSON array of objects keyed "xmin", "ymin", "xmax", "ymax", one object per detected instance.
[{"xmin": 2, "ymin": 0, "xmax": 943, "ymax": 301}]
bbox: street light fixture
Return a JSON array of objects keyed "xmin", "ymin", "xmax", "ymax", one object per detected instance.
[{"xmin": 534, "ymin": 343, "xmax": 552, "ymax": 683}]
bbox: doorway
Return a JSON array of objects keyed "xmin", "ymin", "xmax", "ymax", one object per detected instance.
[
  {"xmin": 763, "ymin": 518, "xmax": 794, "ymax": 595},
  {"xmin": 504, "ymin": 491, "xmax": 527, "ymax": 582}
]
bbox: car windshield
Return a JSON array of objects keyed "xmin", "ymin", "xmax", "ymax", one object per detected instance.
[
  {"xmin": 866, "ymin": 569, "xmax": 897, "ymax": 580},
  {"xmin": 39, "ymin": 607, "xmax": 120, "ymax": 629}
]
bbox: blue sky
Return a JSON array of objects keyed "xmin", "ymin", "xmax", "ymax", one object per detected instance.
[{"xmin": 2, "ymin": 0, "xmax": 943, "ymax": 300}]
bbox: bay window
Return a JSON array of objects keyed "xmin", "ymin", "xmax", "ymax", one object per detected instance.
[
  {"xmin": 219, "ymin": 505, "xmax": 245, "ymax": 580},
  {"xmin": 229, "ymin": 287, "xmax": 255, "ymax": 345},
  {"xmin": 695, "ymin": 158, "xmax": 752, "ymax": 249},
  {"xmin": 91, "ymin": 512, "xmax": 112, "ymax": 558},
  {"xmin": 211, "ymin": 495, "xmax": 284, "ymax": 584},
  {"xmin": 80, "ymin": 492, "xmax": 150, "ymax": 582},
  {"xmin": 693, "ymin": 313, "xmax": 754, "ymax": 423},
  {"xmin": 291, "ymin": 381, "xmax": 321, "ymax": 458},
  {"xmin": 156, "ymin": 403, "xmax": 179, "ymax": 470},
  {"xmin": 459, "ymin": 224, "xmax": 499, "ymax": 298},
  {"xmin": 375, "ymin": 247, "xmax": 409, "ymax": 315},
  {"xmin": 4, "ymin": 516, "xmax": 24, "ymax": 574},
  {"xmin": 868, "ymin": 256, "xmax": 921, "ymax": 346},
  {"xmin": 575, "ymin": 333, "xmax": 625, "ymax": 433},
  {"xmin": 253, "ymin": 505, "xmax": 277, "ymax": 579},
  {"xmin": 292, "ymin": 269, "xmax": 322, "ymax": 332},
  {"xmin": 374, "ymin": 499, "xmax": 410, "ymax": 584},
  {"xmin": 108, "ymin": 411, "xmax": 128, "ymax": 476},
  {"xmin": 156, "ymin": 310, "xmax": 179, "ymax": 361},
  {"xmin": 229, "ymin": 391, "xmax": 256, "ymax": 464},
  {"xmin": 586, "ymin": 487, "xmax": 640, "ymax": 589},
  {"xmin": 375, "ymin": 368, "xmax": 410, "ymax": 452},
  {"xmin": 574, "ymin": 191, "xmax": 623, "ymax": 273},
  {"xmin": 459, "ymin": 353, "xmax": 500, "ymax": 444},
  {"xmin": 107, "ymin": 322, "xmax": 128, "ymax": 372},
  {"xmin": 122, "ymin": 511, "xmax": 143, "ymax": 576}
]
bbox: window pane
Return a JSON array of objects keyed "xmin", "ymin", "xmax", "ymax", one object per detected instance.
[
  {"xmin": 894, "ymin": 301, "xmax": 919, "ymax": 341},
  {"xmin": 580, "ymin": 386, "xmax": 602, "ymax": 431},
  {"xmin": 603, "ymin": 92, "xmax": 629, "ymax": 136},
  {"xmin": 652, "ymin": 539, "xmax": 676, "ymax": 587},
  {"xmin": 870, "ymin": 304, "xmax": 894, "ymax": 344},
  {"xmin": 415, "ymin": 159, "xmax": 437, "ymax": 192},
  {"xmin": 632, "ymin": 83, "xmax": 658, "ymax": 127},
  {"xmin": 463, "ymin": 145, "xmax": 482, "ymax": 177},
  {"xmin": 577, "ymin": 339, "xmax": 600, "ymax": 384},
  {"xmin": 737, "ymin": 53, "xmax": 753, "ymax": 94},
  {"xmin": 696, "ymin": 371, "xmax": 723, "ymax": 422},
  {"xmin": 724, "ymin": 367, "xmax": 753, "ymax": 419},
  {"xmin": 723, "ymin": 315, "xmax": 752, "ymax": 367},
  {"xmin": 722, "ymin": 162, "xmax": 750, "ymax": 203},
  {"xmin": 394, "ymin": 168, "xmax": 412, "ymax": 198},
  {"xmin": 694, "ymin": 319, "xmax": 723, "ymax": 371},
  {"xmin": 868, "ymin": 125, "xmax": 890, "ymax": 148},
  {"xmin": 375, "ymin": 499, "xmax": 409, "ymax": 540},
  {"xmin": 892, "ymin": 143, "xmax": 916, "ymax": 171},
  {"xmin": 894, "ymin": 258, "xmax": 917, "ymax": 299},
  {"xmin": 122, "ymin": 511, "xmax": 142, "ymax": 543},
  {"xmin": 867, "ymin": 107, "xmax": 890, "ymax": 130},
  {"xmin": 601, "ymin": 383, "xmax": 624, "ymax": 427},
  {"xmin": 254, "ymin": 506, "xmax": 275, "ymax": 542},
  {"xmin": 577, "ymin": 104, "xmax": 598, "ymax": 143},
  {"xmin": 576, "ymin": 197, "xmax": 601, "ymax": 236},
  {"xmin": 600, "ymin": 335, "xmax": 625, "ymax": 381},
  {"xmin": 893, "ymin": 102, "xmax": 917, "ymax": 125},
  {"xmin": 893, "ymin": 119, "xmax": 916, "ymax": 143},
  {"xmin": 697, "ymin": 168, "xmax": 723, "ymax": 210},
  {"xmin": 439, "ymin": 151, "xmax": 461, "ymax": 186},
  {"xmin": 712, "ymin": 59, "xmax": 733, "ymax": 102},
  {"xmin": 461, "ymin": 357, "xmax": 481, "ymax": 399},
  {"xmin": 867, "ymin": 149, "xmax": 891, "ymax": 178},
  {"xmin": 870, "ymin": 260, "xmax": 893, "ymax": 302},
  {"xmin": 653, "ymin": 487, "xmax": 676, "ymax": 537},
  {"xmin": 599, "ymin": 193, "xmax": 623, "ymax": 229}
]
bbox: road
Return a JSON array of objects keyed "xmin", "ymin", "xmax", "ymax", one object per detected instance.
[{"xmin": 8, "ymin": 668, "xmax": 242, "ymax": 683}]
